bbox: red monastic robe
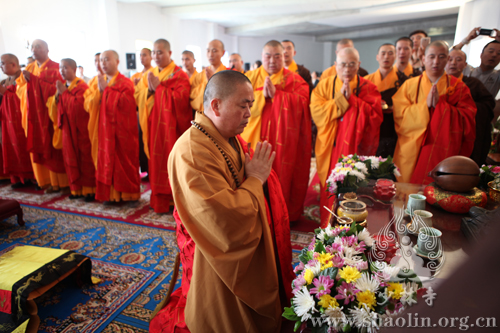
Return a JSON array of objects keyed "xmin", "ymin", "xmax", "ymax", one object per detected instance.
[
  {"xmin": 311, "ymin": 75, "xmax": 383, "ymax": 227},
  {"xmin": 242, "ymin": 67, "xmax": 311, "ymax": 221},
  {"xmin": 0, "ymin": 85, "xmax": 34, "ymax": 182},
  {"xmin": 56, "ymin": 79, "xmax": 96, "ymax": 193},
  {"xmin": 150, "ymin": 135, "xmax": 294, "ymax": 333},
  {"xmin": 392, "ymin": 73, "xmax": 477, "ymax": 185},
  {"xmin": 135, "ymin": 62, "xmax": 191, "ymax": 213},
  {"xmin": 95, "ymin": 73, "xmax": 140, "ymax": 201}
]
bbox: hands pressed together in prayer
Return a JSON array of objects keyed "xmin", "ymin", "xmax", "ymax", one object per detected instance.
[
  {"xmin": 147, "ymin": 71, "xmax": 160, "ymax": 92},
  {"xmin": 22, "ymin": 70, "xmax": 31, "ymax": 82},
  {"xmin": 97, "ymin": 73, "xmax": 107, "ymax": 92},
  {"xmin": 56, "ymin": 81, "xmax": 67, "ymax": 97},
  {"xmin": 427, "ymin": 85, "xmax": 439, "ymax": 108},
  {"xmin": 244, "ymin": 141, "xmax": 276, "ymax": 185},
  {"xmin": 263, "ymin": 76, "xmax": 276, "ymax": 99},
  {"xmin": 340, "ymin": 79, "xmax": 352, "ymax": 100},
  {"xmin": 205, "ymin": 66, "xmax": 215, "ymax": 81},
  {"xmin": 0, "ymin": 77, "xmax": 14, "ymax": 95},
  {"xmin": 133, "ymin": 77, "xmax": 141, "ymax": 86}
]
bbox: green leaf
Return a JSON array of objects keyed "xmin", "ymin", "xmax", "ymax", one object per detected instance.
[
  {"xmin": 343, "ymin": 323, "xmax": 351, "ymax": 332},
  {"xmin": 283, "ymin": 306, "xmax": 300, "ymax": 321},
  {"xmin": 320, "ymin": 267, "xmax": 338, "ymax": 280},
  {"xmin": 294, "ymin": 320, "xmax": 302, "ymax": 332},
  {"xmin": 299, "ymin": 248, "xmax": 312, "ymax": 264},
  {"xmin": 314, "ymin": 241, "xmax": 326, "ymax": 254}
]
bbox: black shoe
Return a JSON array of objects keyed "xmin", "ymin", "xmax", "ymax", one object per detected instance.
[
  {"xmin": 69, "ymin": 195, "xmax": 83, "ymax": 200},
  {"xmin": 35, "ymin": 186, "xmax": 42, "ymax": 191},
  {"xmin": 11, "ymin": 182, "xmax": 24, "ymax": 189},
  {"xmin": 84, "ymin": 195, "xmax": 95, "ymax": 202}
]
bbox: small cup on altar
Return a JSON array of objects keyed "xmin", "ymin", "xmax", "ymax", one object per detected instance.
[
  {"xmin": 417, "ymin": 227, "xmax": 442, "ymax": 255},
  {"xmin": 407, "ymin": 194, "xmax": 426, "ymax": 215},
  {"xmin": 412, "ymin": 210, "xmax": 433, "ymax": 228}
]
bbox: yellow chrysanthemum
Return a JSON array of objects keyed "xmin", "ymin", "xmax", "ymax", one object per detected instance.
[
  {"xmin": 318, "ymin": 294, "xmax": 339, "ymax": 309},
  {"xmin": 339, "ymin": 266, "xmax": 362, "ymax": 283},
  {"xmin": 318, "ymin": 253, "xmax": 333, "ymax": 265},
  {"xmin": 304, "ymin": 269, "xmax": 314, "ymax": 285},
  {"xmin": 321, "ymin": 261, "xmax": 333, "ymax": 271},
  {"xmin": 387, "ymin": 282, "xmax": 404, "ymax": 300},
  {"xmin": 356, "ymin": 290, "xmax": 377, "ymax": 310}
]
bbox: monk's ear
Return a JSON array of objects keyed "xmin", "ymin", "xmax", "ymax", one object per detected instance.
[{"xmin": 211, "ymin": 98, "xmax": 221, "ymax": 116}]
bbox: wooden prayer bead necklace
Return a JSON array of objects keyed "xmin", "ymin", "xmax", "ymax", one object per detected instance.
[{"xmin": 191, "ymin": 121, "xmax": 241, "ymax": 187}]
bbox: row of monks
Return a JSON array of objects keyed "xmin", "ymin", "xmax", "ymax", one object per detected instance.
[{"xmin": 1, "ymin": 35, "xmax": 498, "ymax": 226}]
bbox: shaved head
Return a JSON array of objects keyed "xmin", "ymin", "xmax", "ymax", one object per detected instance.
[
  {"xmin": 100, "ymin": 50, "xmax": 120, "ymax": 76},
  {"xmin": 337, "ymin": 47, "xmax": 360, "ymax": 61},
  {"xmin": 264, "ymin": 40, "xmax": 284, "ymax": 51},
  {"xmin": 141, "ymin": 48, "xmax": 152, "ymax": 56},
  {"xmin": 1, "ymin": 54, "xmax": 19, "ymax": 66},
  {"xmin": 154, "ymin": 39, "xmax": 171, "ymax": 52},
  {"xmin": 1, "ymin": 53, "xmax": 20, "ymax": 76},
  {"xmin": 31, "ymin": 39, "xmax": 49, "ymax": 63},
  {"xmin": 204, "ymin": 70, "xmax": 251, "ymax": 110},
  {"xmin": 32, "ymin": 39, "xmax": 48, "ymax": 51},
  {"xmin": 337, "ymin": 39, "xmax": 354, "ymax": 52},
  {"xmin": 425, "ymin": 41, "xmax": 449, "ymax": 55},
  {"xmin": 451, "ymin": 49, "xmax": 467, "ymax": 61},
  {"xmin": 336, "ymin": 47, "xmax": 360, "ymax": 82},
  {"xmin": 423, "ymin": 41, "xmax": 449, "ymax": 79},
  {"xmin": 182, "ymin": 50, "xmax": 195, "ymax": 59},
  {"xmin": 208, "ymin": 39, "xmax": 225, "ymax": 52},
  {"xmin": 207, "ymin": 39, "xmax": 225, "ymax": 67},
  {"xmin": 102, "ymin": 50, "xmax": 119, "ymax": 61},
  {"xmin": 61, "ymin": 58, "xmax": 77, "ymax": 70}
]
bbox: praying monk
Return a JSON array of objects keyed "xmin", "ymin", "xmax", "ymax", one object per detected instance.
[
  {"xmin": 151, "ymin": 70, "xmax": 294, "ymax": 332},
  {"xmin": 393, "ymin": 41, "xmax": 477, "ymax": 185},
  {"xmin": 365, "ymin": 43, "xmax": 408, "ymax": 157},
  {"xmin": 134, "ymin": 39, "xmax": 191, "ymax": 213},
  {"xmin": 47, "ymin": 59, "xmax": 96, "ymax": 201},
  {"xmin": 131, "ymin": 48, "xmax": 152, "ymax": 85},
  {"xmin": 320, "ymin": 39, "xmax": 369, "ymax": 79},
  {"xmin": 282, "ymin": 39, "xmax": 313, "ymax": 92},
  {"xmin": 229, "ymin": 53, "xmax": 245, "ymax": 73},
  {"xmin": 16, "ymin": 39, "xmax": 69, "ymax": 193},
  {"xmin": 446, "ymin": 49, "xmax": 495, "ymax": 166},
  {"xmin": 84, "ymin": 50, "xmax": 140, "ymax": 202},
  {"xmin": 0, "ymin": 54, "xmax": 34, "ymax": 187},
  {"xmin": 181, "ymin": 50, "xmax": 198, "ymax": 83},
  {"xmin": 396, "ymin": 37, "xmax": 422, "ymax": 78},
  {"xmin": 242, "ymin": 40, "xmax": 311, "ymax": 221},
  {"xmin": 311, "ymin": 47, "xmax": 383, "ymax": 227},
  {"xmin": 190, "ymin": 39, "xmax": 227, "ymax": 112}
]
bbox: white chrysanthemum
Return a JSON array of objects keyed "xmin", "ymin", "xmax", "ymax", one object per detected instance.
[
  {"xmin": 357, "ymin": 229, "xmax": 375, "ymax": 247},
  {"xmin": 317, "ymin": 230, "xmax": 327, "ymax": 242},
  {"xmin": 338, "ymin": 247, "xmax": 363, "ymax": 266},
  {"xmin": 322, "ymin": 305, "xmax": 346, "ymax": 330},
  {"xmin": 293, "ymin": 286, "xmax": 317, "ymax": 321},
  {"xmin": 355, "ymin": 273, "xmax": 380, "ymax": 292},
  {"xmin": 350, "ymin": 170, "xmax": 366, "ymax": 182},
  {"xmin": 354, "ymin": 162, "xmax": 368, "ymax": 174},
  {"xmin": 304, "ymin": 260, "xmax": 322, "ymax": 276},
  {"xmin": 382, "ymin": 265, "xmax": 400, "ymax": 278},
  {"xmin": 369, "ymin": 157, "xmax": 380, "ymax": 169},
  {"xmin": 394, "ymin": 167, "xmax": 401, "ymax": 177},
  {"xmin": 349, "ymin": 305, "xmax": 379, "ymax": 333}
]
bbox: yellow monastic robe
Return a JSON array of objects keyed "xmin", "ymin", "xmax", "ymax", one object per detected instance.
[
  {"xmin": 402, "ymin": 63, "xmax": 414, "ymax": 77},
  {"xmin": 364, "ymin": 67, "xmax": 399, "ymax": 92},
  {"xmin": 320, "ymin": 65, "xmax": 337, "ymax": 80},
  {"xmin": 168, "ymin": 112, "xmax": 281, "ymax": 332},
  {"xmin": 16, "ymin": 59, "xmax": 67, "ymax": 188},
  {"xmin": 134, "ymin": 61, "xmax": 177, "ymax": 157},
  {"xmin": 188, "ymin": 69, "xmax": 198, "ymax": 84},
  {"xmin": 189, "ymin": 63, "xmax": 226, "ymax": 112},
  {"xmin": 130, "ymin": 67, "xmax": 153, "ymax": 84}
]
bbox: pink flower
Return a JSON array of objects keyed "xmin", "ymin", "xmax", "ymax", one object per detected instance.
[
  {"xmin": 335, "ymin": 281, "xmax": 359, "ymax": 304},
  {"xmin": 355, "ymin": 261, "xmax": 368, "ymax": 271},
  {"xmin": 310, "ymin": 276, "xmax": 335, "ymax": 299},
  {"xmin": 294, "ymin": 262, "xmax": 305, "ymax": 274},
  {"xmin": 355, "ymin": 241, "xmax": 366, "ymax": 252},
  {"xmin": 292, "ymin": 275, "xmax": 306, "ymax": 295},
  {"xmin": 326, "ymin": 243, "xmax": 342, "ymax": 254},
  {"xmin": 493, "ymin": 166, "xmax": 500, "ymax": 173},
  {"xmin": 331, "ymin": 256, "xmax": 345, "ymax": 268}
]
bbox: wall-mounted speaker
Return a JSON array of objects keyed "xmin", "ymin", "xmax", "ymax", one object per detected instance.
[{"xmin": 126, "ymin": 53, "xmax": 136, "ymax": 70}]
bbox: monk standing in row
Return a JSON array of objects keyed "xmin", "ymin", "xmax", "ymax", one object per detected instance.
[
  {"xmin": 282, "ymin": 40, "xmax": 313, "ymax": 92},
  {"xmin": 321, "ymin": 39, "xmax": 369, "ymax": 79},
  {"xmin": 393, "ymin": 41, "xmax": 477, "ymax": 185},
  {"xmin": 190, "ymin": 39, "xmax": 226, "ymax": 112},
  {"xmin": 365, "ymin": 43, "xmax": 407, "ymax": 157},
  {"xmin": 396, "ymin": 37, "xmax": 422, "ymax": 78},
  {"xmin": 85, "ymin": 50, "xmax": 140, "ymax": 202},
  {"xmin": 16, "ymin": 39, "xmax": 69, "ymax": 193},
  {"xmin": 49, "ymin": 59, "xmax": 96, "ymax": 201},
  {"xmin": 242, "ymin": 40, "xmax": 311, "ymax": 222},
  {"xmin": 312, "ymin": 47, "xmax": 382, "ymax": 227},
  {"xmin": 181, "ymin": 50, "xmax": 197, "ymax": 83},
  {"xmin": 229, "ymin": 53, "xmax": 245, "ymax": 73},
  {"xmin": 131, "ymin": 48, "xmax": 153, "ymax": 85},
  {"xmin": 0, "ymin": 54, "xmax": 34, "ymax": 187},
  {"xmin": 135, "ymin": 39, "xmax": 191, "ymax": 213}
]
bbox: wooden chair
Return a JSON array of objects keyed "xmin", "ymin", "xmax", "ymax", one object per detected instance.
[{"xmin": 0, "ymin": 199, "xmax": 24, "ymax": 225}]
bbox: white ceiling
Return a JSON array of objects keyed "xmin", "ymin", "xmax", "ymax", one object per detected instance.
[{"xmin": 117, "ymin": 0, "xmax": 467, "ymax": 39}]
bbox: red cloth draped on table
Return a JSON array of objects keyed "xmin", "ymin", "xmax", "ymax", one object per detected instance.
[
  {"xmin": 149, "ymin": 135, "xmax": 294, "ymax": 333},
  {"xmin": 0, "ymin": 85, "xmax": 34, "ymax": 182}
]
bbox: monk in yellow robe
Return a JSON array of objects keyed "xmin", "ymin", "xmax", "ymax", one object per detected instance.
[
  {"xmin": 396, "ymin": 37, "xmax": 422, "ymax": 78},
  {"xmin": 312, "ymin": 47, "xmax": 383, "ymax": 227},
  {"xmin": 131, "ymin": 48, "xmax": 152, "ymax": 85},
  {"xmin": 242, "ymin": 40, "xmax": 311, "ymax": 221},
  {"xmin": 321, "ymin": 39, "xmax": 369, "ymax": 79},
  {"xmin": 365, "ymin": 43, "xmax": 407, "ymax": 157},
  {"xmin": 229, "ymin": 52, "xmax": 245, "ymax": 73},
  {"xmin": 181, "ymin": 50, "xmax": 198, "ymax": 83},
  {"xmin": 48, "ymin": 59, "xmax": 96, "ymax": 201},
  {"xmin": 84, "ymin": 50, "xmax": 140, "ymax": 202},
  {"xmin": 135, "ymin": 39, "xmax": 191, "ymax": 213},
  {"xmin": 189, "ymin": 39, "xmax": 226, "ymax": 112},
  {"xmin": 158, "ymin": 70, "xmax": 293, "ymax": 332},
  {"xmin": 16, "ymin": 39, "xmax": 69, "ymax": 193},
  {"xmin": 393, "ymin": 41, "xmax": 477, "ymax": 185}
]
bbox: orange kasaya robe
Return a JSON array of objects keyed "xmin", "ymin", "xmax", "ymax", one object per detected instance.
[
  {"xmin": 134, "ymin": 61, "xmax": 191, "ymax": 213},
  {"xmin": 311, "ymin": 75, "xmax": 383, "ymax": 227},
  {"xmin": 84, "ymin": 73, "xmax": 140, "ymax": 202},
  {"xmin": 130, "ymin": 67, "xmax": 153, "ymax": 84},
  {"xmin": 16, "ymin": 59, "xmax": 68, "ymax": 189},
  {"xmin": 47, "ymin": 78, "xmax": 96, "ymax": 196},
  {"xmin": 242, "ymin": 66, "xmax": 311, "ymax": 221},
  {"xmin": 364, "ymin": 66, "xmax": 408, "ymax": 158},
  {"xmin": 189, "ymin": 63, "xmax": 226, "ymax": 112},
  {"xmin": 1, "ymin": 82, "xmax": 34, "ymax": 183},
  {"xmin": 152, "ymin": 112, "xmax": 294, "ymax": 332},
  {"xmin": 188, "ymin": 69, "xmax": 198, "ymax": 84},
  {"xmin": 392, "ymin": 72, "xmax": 477, "ymax": 185}
]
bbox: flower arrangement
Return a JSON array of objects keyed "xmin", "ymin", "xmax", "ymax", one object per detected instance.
[
  {"xmin": 479, "ymin": 165, "xmax": 500, "ymax": 189},
  {"xmin": 326, "ymin": 155, "xmax": 400, "ymax": 195},
  {"xmin": 326, "ymin": 155, "xmax": 369, "ymax": 195},
  {"xmin": 283, "ymin": 223, "xmax": 424, "ymax": 332}
]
